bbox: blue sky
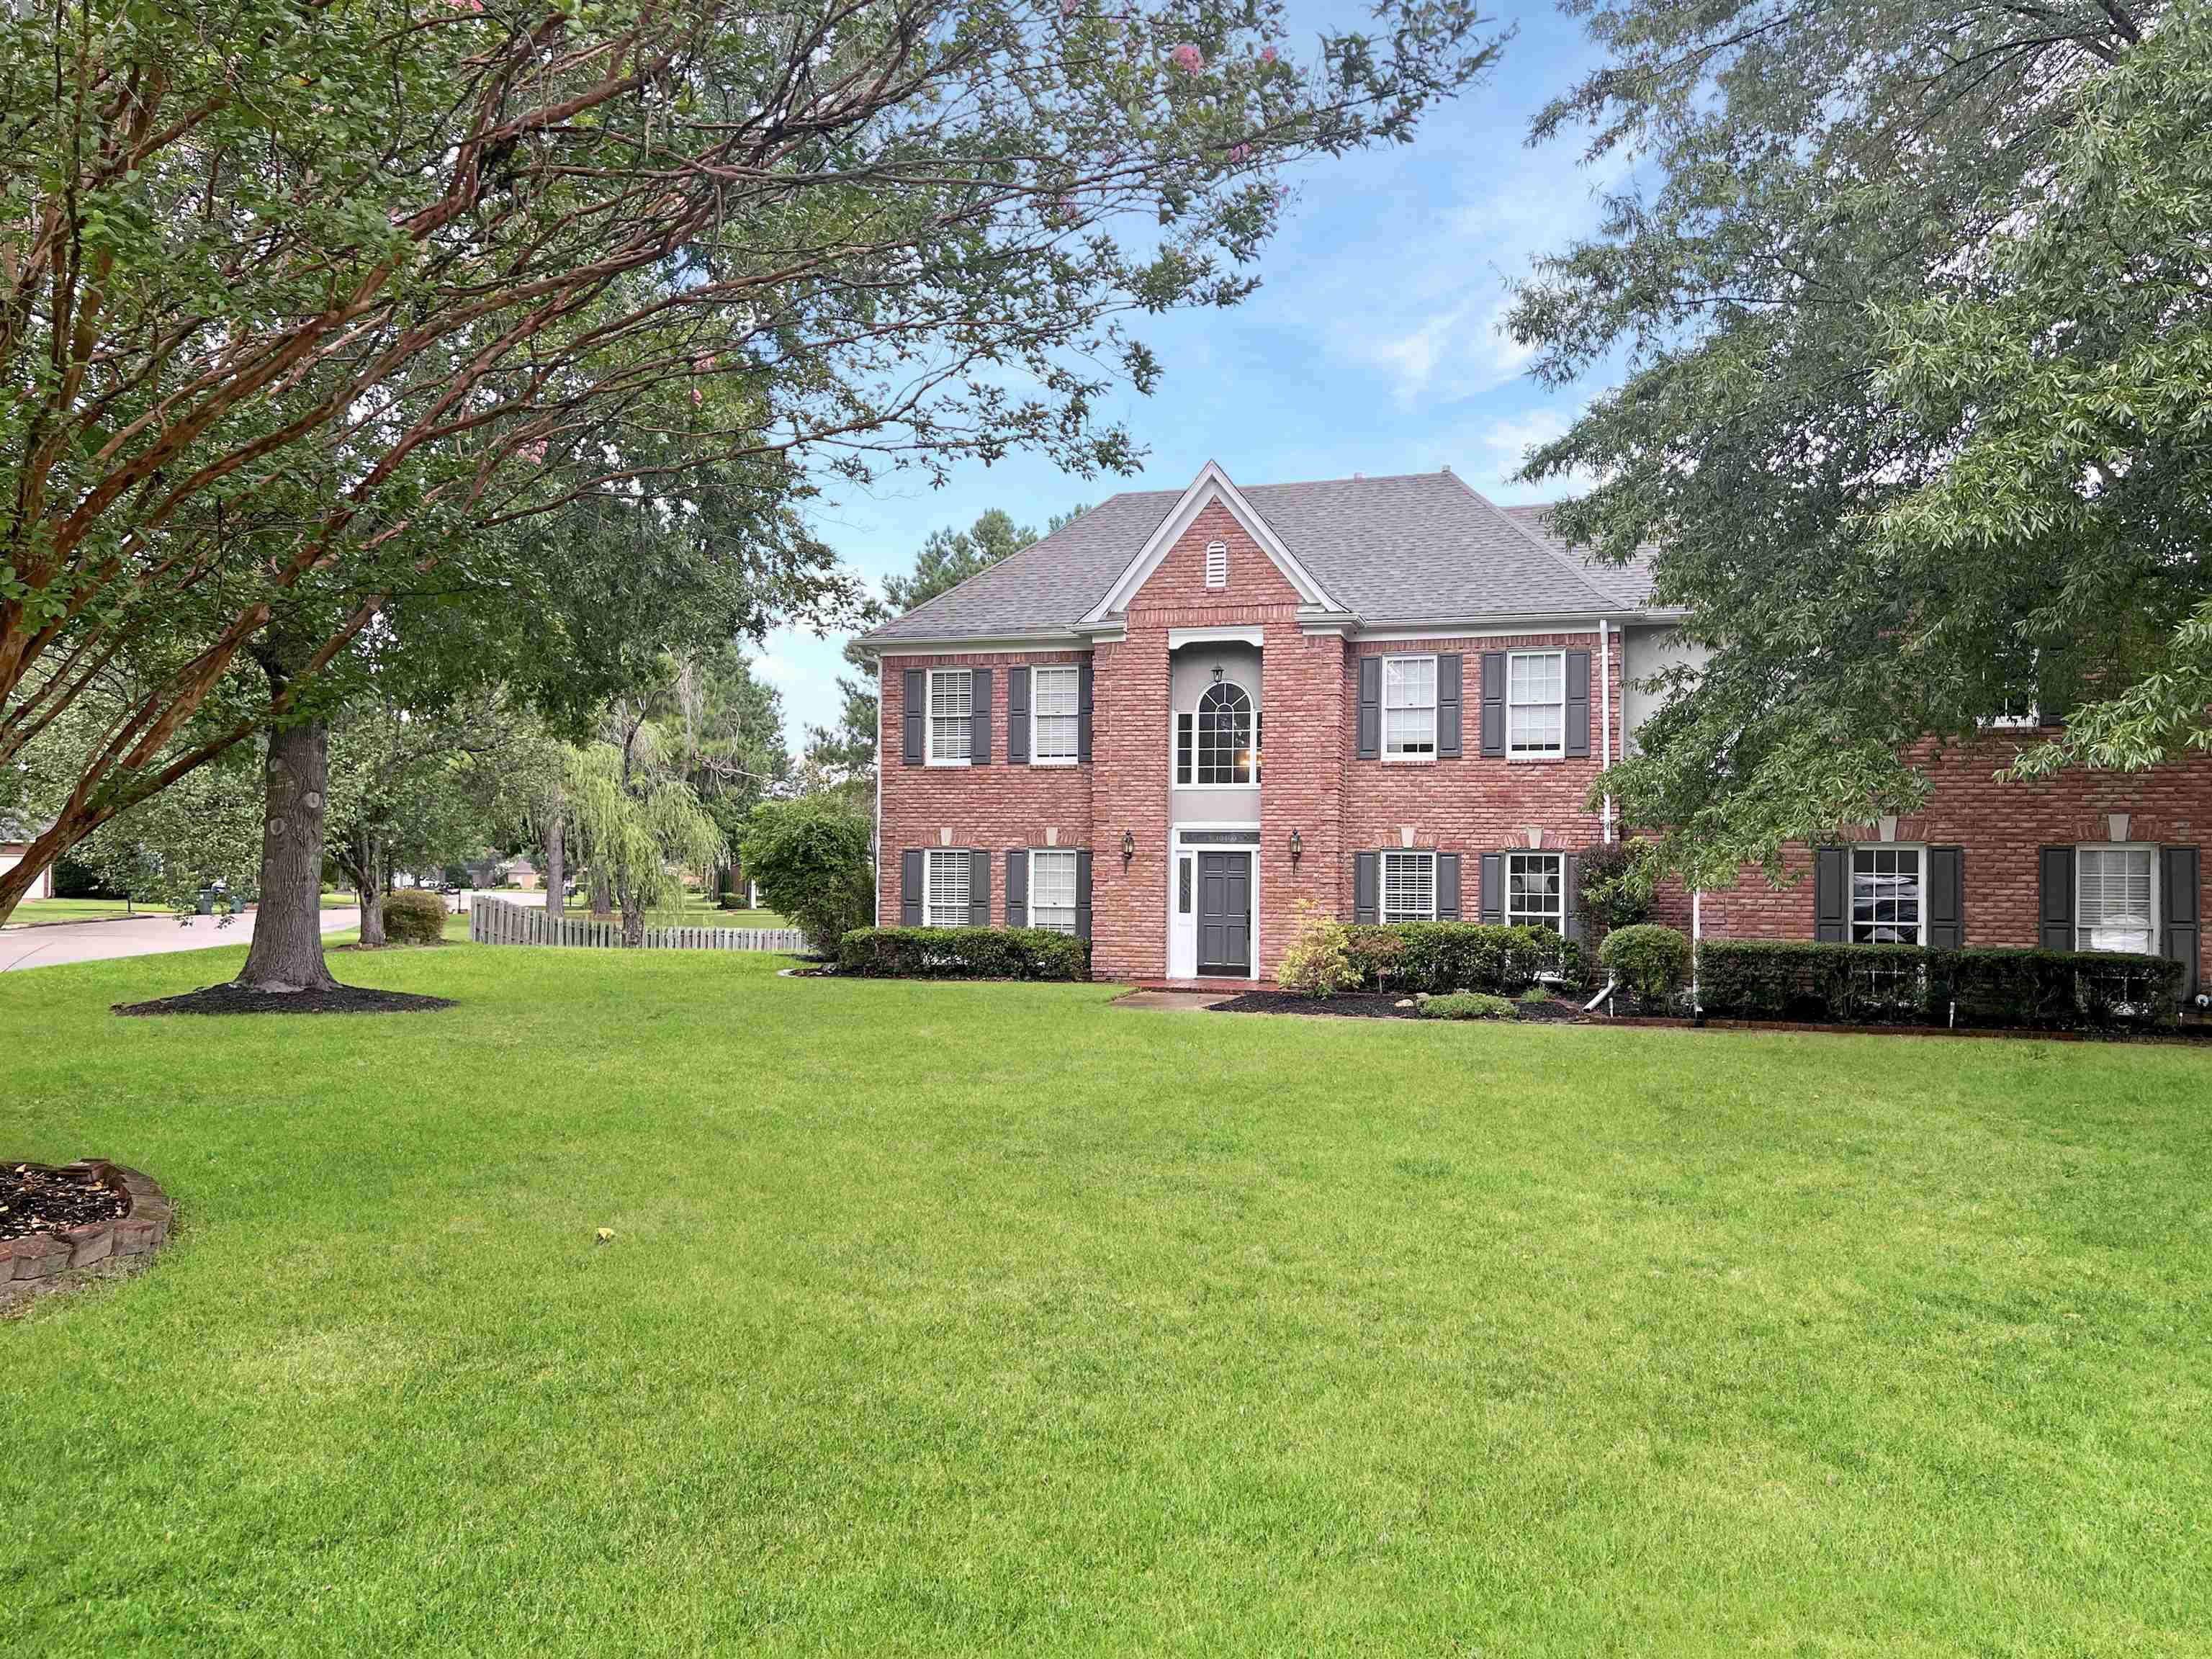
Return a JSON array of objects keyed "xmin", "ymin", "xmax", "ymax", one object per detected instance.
[{"xmin": 757, "ymin": 1, "xmax": 1627, "ymax": 745}]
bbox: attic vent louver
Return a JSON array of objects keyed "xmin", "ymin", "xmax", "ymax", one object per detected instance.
[{"xmin": 1205, "ymin": 540, "xmax": 1228, "ymax": 589}]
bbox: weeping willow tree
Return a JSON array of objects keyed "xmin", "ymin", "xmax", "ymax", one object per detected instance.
[{"xmin": 563, "ymin": 737, "xmax": 725, "ymax": 948}]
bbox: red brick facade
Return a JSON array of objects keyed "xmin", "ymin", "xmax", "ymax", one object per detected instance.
[{"xmin": 876, "ymin": 496, "xmax": 2209, "ymax": 988}]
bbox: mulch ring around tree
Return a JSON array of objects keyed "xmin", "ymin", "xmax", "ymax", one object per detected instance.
[
  {"xmin": 3, "ymin": 1163, "xmax": 125, "ymax": 1241},
  {"xmin": 1207, "ymin": 990, "xmax": 1593, "ymax": 1022},
  {"xmin": 113, "ymin": 981, "xmax": 456, "ymax": 1017}
]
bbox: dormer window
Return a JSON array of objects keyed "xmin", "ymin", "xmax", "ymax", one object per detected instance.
[{"xmin": 1205, "ymin": 540, "xmax": 1228, "ymax": 589}]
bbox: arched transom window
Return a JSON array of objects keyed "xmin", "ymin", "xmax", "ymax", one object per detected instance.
[{"xmin": 1176, "ymin": 680, "xmax": 1259, "ymax": 786}]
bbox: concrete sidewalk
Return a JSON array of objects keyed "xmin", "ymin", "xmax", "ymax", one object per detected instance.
[{"xmin": 0, "ymin": 907, "xmax": 361, "ymax": 973}]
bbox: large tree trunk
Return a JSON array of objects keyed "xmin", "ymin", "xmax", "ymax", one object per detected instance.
[
  {"xmin": 543, "ymin": 814, "xmax": 564, "ymax": 917},
  {"xmin": 236, "ymin": 719, "xmax": 340, "ymax": 992},
  {"xmin": 589, "ymin": 865, "xmax": 612, "ymax": 919},
  {"xmin": 356, "ymin": 829, "xmax": 387, "ymax": 948},
  {"xmin": 621, "ymin": 893, "xmax": 646, "ymax": 948}
]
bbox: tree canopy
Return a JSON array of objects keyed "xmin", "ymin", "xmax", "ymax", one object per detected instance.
[
  {"xmin": 1, "ymin": 0, "xmax": 1500, "ymax": 915},
  {"xmin": 1508, "ymin": 0, "xmax": 2193, "ymax": 886}
]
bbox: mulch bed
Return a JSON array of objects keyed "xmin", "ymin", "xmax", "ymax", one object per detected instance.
[
  {"xmin": 2, "ymin": 1163, "xmax": 127, "ymax": 1241},
  {"xmin": 113, "ymin": 982, "xmax": 456, "ymax": 1017},
  {"xmin": 1208, "ymin": 990, "xmax": 1593, "ymax": 1022}
]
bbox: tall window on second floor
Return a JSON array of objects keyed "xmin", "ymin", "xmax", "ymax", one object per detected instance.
[
  {"xmin": 927, "ymin": 668, "xmax": 972, "ymax": 765},
  {"xmin": 1031, "ymin": 666, "xmax": 1080, "ymax": 765},
  {"xmin": 1382, "ymin": 656, "xmax": 1437, "ymax": 759},
  {"xmin": 1508, "ymin": 651, "xmax": 1565, "ymax": 757},
  {"xmin": 1176, "ymin": 681, "xmax": 1256, "ymax": 786}
]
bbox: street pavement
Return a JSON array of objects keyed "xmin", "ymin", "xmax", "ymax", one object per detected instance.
[{"xmin": 0, "ymin": 906, "xmax": 363, "ymax": 974}]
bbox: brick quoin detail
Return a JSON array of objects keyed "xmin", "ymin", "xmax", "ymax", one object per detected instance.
[{"xmin": 876, "ymin": 495, "xmax": 2211, "ymax": 980}]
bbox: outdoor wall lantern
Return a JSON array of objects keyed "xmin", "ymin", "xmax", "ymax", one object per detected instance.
[
  {"xmin": 1211, "ymin": 665, "xmax": 1224, "ymax": 683},
  {"xmin": 1288, "ymin": 829, "xmax": 1303, "ymax": 864},
  {"xmin": 1121, "ymin": 830, "xmax": 1136, "ymax": 866}
]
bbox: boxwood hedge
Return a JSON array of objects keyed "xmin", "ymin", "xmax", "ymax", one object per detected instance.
[
  {"xmin": 837, "ymin": 927, "xmax": 1091, "ymax": 981},
  {"xmin": 1695, "ymin": 940, "xmax": 2183, "ymax": 1030},
  {"xmin": 1342, "ymin": 922, "xmax": 1565, "ymax": 996}
]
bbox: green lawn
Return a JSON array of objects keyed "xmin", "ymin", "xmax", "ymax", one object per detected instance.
[
  {"xmin": 4, "ymin": 942, "xmax": 2208, "ymax": 1654},
  {"xmin": 1, "ymin": 896, "xmax": 138, "ymax": 925}
]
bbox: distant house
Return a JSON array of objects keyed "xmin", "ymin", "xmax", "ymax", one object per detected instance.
[{"xmin": 0, "ymin": 820, "xmax": 57, "ymax": 902}]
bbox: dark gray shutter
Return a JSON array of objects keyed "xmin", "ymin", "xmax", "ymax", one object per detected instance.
[
  {"xmin": 1478, "ymin": 853, "xmax": 1503, "ymax": 924},
  {"xmin": 1006, "ymin": 667, "xmax": 1030, "ymax": 765},
  {"xmin": 1074, "ymin": 851, "xmax": 1093, "ymax": 940},
  {"xmin": 1436, "ymin": 853, "xmax": 1461, "ymax": 921},
  {"xmin": 900, "ymin": 850, "xmax": 923, "ymax": 926},
  {"xmin": 1354, "ymin": 852, "xmax": 1379, "ymax": 923},
  {"xmin": 970, "ymin": 667, "xmax": 992, "ymax": 765},
  {"xmin": 2039, "ymin": 847, "xmax": 2075, "ymax": 950},
  {"xmin": 1928, "ymin": 847, "xmax": 1964, "ymax": 948},
  {"xmin": 2160, "ymin": 846, "xmax": 2199, "ymax": 997},
  {"xmin": 1565, "ymin": 650, "xmax": 1591, "ymax": 758},
  {"xmin": 968, "ymin": 848, "xmax": 992, "ymax": 927},
  {"xmin": 1479, "ymin": 652, "xmax": 1506, "ymax": 757},
  {"xmin": 1005, "ymin": 849, "xmax": 1028, "ymax": 929},
  {"xmin": 1076, "ymin": 660, "xmax": 1094, "ymax": 762},
  {"xmin": 1814, "ymin": 847, "xmax": 1848, "ymax": 941},
  {"xmin": 1563, "ymin": 852, "xmax": 1581, "ymax": 940},
  {"xmin": 1357, "ymin": 657, "xmax": 1381, "ymax": 760},
  {"xmin": 902, "ymin": 670, "xmax": 925, "ymax": 765},
  {"xmin": 1437, "ymin": 655, "xmax": 1462, "ymax": 758}
]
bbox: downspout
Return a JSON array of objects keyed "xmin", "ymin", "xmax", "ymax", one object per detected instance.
[
  {"xmin": 1691, "ymin": 890, "xmax": 1704, "ymax": 1020},
  {"xmin": 872, "ymin": 654, "xmax": 884, "ymax": 925},
  {"xmin": 1599, "ymin": 618, "xmax": 1614, "ymax": 843}
]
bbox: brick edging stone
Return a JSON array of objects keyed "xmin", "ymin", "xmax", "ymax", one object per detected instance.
[{"xmin": 1, "ymin": 1161, "xmax": 172, "ymax": 1309}]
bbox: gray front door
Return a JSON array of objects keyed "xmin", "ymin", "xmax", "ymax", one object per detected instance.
[{"xmin": 1196, "ymin": 852, "xmax": 1251, "ymax": 976}]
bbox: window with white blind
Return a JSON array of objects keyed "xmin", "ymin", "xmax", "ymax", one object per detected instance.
[
  {"xmin": 2077, "ymin": 846, "xmax": 2155, "ymax": 953},
  {"xmin": 1031, "ymin": 666, "xmax": 1079, "ymax": 765},
  {"xmin": 1030, "ymin": 850, "xmax": 1079, "ymax": 933},
  {"xmin": 927, "ymin": 669, "xmax": 972, "ymax": 765},
  {"xmin": 1506, "ymin": 852, "xmax": 1565, "ymax": 933},
  {"xmin": 924, "ymin": 848, "xmax": 971, "ymax": 927},
  {"xmin": 1382, "ymin": 656, "xmax": 1437, "ymax": 759},
  {"xmin": 1851, "ymin": 845, "xmax": 1924, "ymax": 944},
  {"xmin": 1508, "ymin": 651, "xmax": 1565, "ymax": 757},
  {"xmin": 1380, "ymin": 851, "xmax": 1436, "ymax": 923}
]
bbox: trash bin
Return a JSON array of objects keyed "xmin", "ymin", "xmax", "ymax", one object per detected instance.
[{"xmin": 195, "ymin": 886, "xmax": 215, "ymax": 916}]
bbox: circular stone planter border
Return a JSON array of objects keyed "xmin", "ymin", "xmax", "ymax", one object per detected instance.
[{"xmin": 1, "ymin": 1161, "xmax": 172, "ymax": 1310}]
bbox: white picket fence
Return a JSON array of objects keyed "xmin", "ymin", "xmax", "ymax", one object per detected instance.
[{"xmin": 469, "ymin": 895, "xmax": 805, "ymax": 953}]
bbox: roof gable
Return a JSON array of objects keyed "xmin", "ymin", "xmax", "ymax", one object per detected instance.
[{"xmin": 1081, "ymin": 462, "xmax": 1339, "ymax": 621}]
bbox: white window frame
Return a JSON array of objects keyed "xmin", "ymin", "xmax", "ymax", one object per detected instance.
[
  {"xmin": 1174, "ymin": 680, "xmax": 1258, "ymax": 789},
  {"xmin": 2075, "ymin": 842, "xmax": 2158, "ymax": 956},
  {"xmin": 926, "ymin": 668, "xmax": 973, "ymax": 768},
  {"xmin": 1849, "ymin": 842, "xmax": 1927, "ymax": 946},
  {"xmin": 1506, "ymin": 650, "xmax": 1567, "ymax": 760},
  {"xmin": 1029, "ymin": 665, "xmax": 1080, "ymax": 767},
  {"xmin": 1380, "ymin": 850, "xmax": 1437, "ymax": 924},
  {"xmin": 1506, "ymin": 851, "xmax": 1566, "ymax": 935},
  {"xmin": 1381, "ymin": 654, "xmax": 1437, "ymax": 763},
  {"xmin": 924, "ymin": 848, "xmax": 971, "ymax": 928},
  {"xmin": 1986, "ymin": 703, "xmax": 2041, "ymax": 732},
  {"xmin": 1028, "ymin": 848, "xmax": 1079, "ymax": 934}
]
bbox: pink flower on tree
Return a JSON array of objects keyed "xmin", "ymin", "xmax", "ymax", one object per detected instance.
[
  {"xmin": 1170, "ymin": 43, "xmax": 1203, "ymax": 73},
  {"xmin": 1260, "ymin": 46, "xmax": 1277, "ymax": 64},
  {"xmin": 1228, "ymin": 143, "xmax": 1251, "ymax": 164},
  {"xmin": 444, "ymin": 0, "xmax": 482, "ymax": 12},
  {"xmin": 691, "ymin": 385, "xmax": 703, "ymax": 408},
  {"xmin": 1059, "ymin": 0, "xmax": 1079, "ymax": 17},
  {"xmin": 521, "ymin": 439, "xmax": 547, "ymax": 464}
]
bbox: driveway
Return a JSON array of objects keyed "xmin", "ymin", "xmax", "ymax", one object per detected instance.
[{"xmin": 0, "ymin": 906, "xmax": 362, "ymax": 973}]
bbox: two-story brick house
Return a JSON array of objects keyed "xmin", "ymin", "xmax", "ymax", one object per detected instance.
[{"xmin": 859, "ymin": 462, "xmax": 2203, "ymax": 997}]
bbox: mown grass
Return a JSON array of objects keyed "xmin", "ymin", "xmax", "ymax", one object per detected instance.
[
  {"xmin": 1, "ymin": 897, "xmax": 139, "ymax": 925},
  {"xmin": 3, "ymin": 940, "xmax": 2208, "ymax": 1655}
]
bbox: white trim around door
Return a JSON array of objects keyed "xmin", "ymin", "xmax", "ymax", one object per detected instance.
[{"xmin": 1166, "ymin": 822, "xmax": 1261, "ymax": 979}]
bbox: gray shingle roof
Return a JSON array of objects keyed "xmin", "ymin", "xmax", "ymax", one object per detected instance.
[
  {"xmin": 863, "ymin": 469, "xmax": 1660, "ymax": 644},
  {"xmin": 1503, "ymin": 503, "xmax": 1660, "ymax": 611}
]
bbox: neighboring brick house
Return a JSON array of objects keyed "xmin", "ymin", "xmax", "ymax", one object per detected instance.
[{"xmin": 858, "ymin": 462, "xmax": 2204, "ymax": 998}]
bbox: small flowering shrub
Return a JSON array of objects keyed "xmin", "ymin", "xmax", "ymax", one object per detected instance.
[{"xmin": 1275, "ymin": 901, "xmax": 1360, "ymax": 998}]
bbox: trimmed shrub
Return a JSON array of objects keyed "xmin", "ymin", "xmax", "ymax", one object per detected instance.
[
  {"xmin": 1696, "ymin": 940, "xmax": 2183, "ymax": 1030},
  {"xmin": 1343, "ymin": 922, "xmax": 1560, "ymax": 995},
  {"xmin": 837, "ymin": 926, "xmax": 1090, "ymax": 981},
  {"xmin": 381, "ymin": 889, "xmax": 447, "ymax": 945},
  {"xmin": 1276, "ymin": 901, "xmax": 1359, "ymax": 997},
  {"xmin": 1600, "ymin": 923, "xmax": 1691, "ymax": 1005},
  {"xmin": 1419, "ymin": 991, "xmax": 1516, "ymax": 1021},
  {"xmin": 738, "ymin": 797, "xmax": 875, "ymax": 953},
  {"xmin": 1575, "ymin": 838, "xmax": 1652, "ymax": 937}
]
